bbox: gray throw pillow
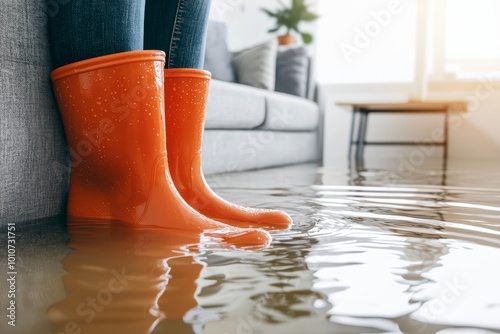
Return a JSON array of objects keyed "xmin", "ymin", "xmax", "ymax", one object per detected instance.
[
  {"xmin": 204, "ymin": 21, "xmax": 236, "ymax": 82},
  {"xmin": 233, "ymin": 39, "xmax": 278, "ymax": 91},
  {"xmin": 275, "ymin": 46, "xmax": 309, "ymax": 97}
]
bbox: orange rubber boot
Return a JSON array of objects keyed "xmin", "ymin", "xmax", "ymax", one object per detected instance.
[
  {"xmin": 51, "ymin": 51, "xmax": 271, "ymax": 247},
  {"xmin": 164, "ymin": 69, "xmax": 292, "ymax": 230}
]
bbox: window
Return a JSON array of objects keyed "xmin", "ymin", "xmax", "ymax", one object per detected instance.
[
  {"xmin": 316, "ymin": 0, "xmax": 500, "ymax": 84},
  {"xmin": 432, "ymin": 0, "xmax": 500, "ymax": 80}
]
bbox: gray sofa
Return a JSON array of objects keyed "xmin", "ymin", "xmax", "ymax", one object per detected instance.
[
  {"xmin": 0, "ymin": 2, "xmax": 321, "ymax": 224},
  {"xmin": 201, "ymin": 21, "xmax": 320, "ymax": 174},
  {"xmin": 202, "ymin": 79, "xmax": 320, "ymax": 175}
]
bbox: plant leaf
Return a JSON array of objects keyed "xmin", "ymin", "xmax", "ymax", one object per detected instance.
[
  {"xmin": 261, "ymin": 1, "xmax": 316, "ymax": 41},
  {"xmin": 277, "ymin": 0, "xmax": 288, "ymax": 10},
  {"xmin": 301, "ymin": 12, "xmax": 319, "ymax": 21},
  {"xmin": 268, "ymin": 25, "xmax": 281, "ymax": 33},
  {"xmin": 293, "ymin": 0, "xmax": 306, "ymax": 10},
  {"xmin": 301, "ymin": 32, "xmax": 313, "ymax": 44},
  {"xmin": 261, "ymin": 8, "xmax": 277, "ymax": 17}
]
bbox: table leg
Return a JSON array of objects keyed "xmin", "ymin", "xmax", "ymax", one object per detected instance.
[
  {"xmin": 355, "ymin": 109, "xmax": 369, "ymax": 164},
  {"xmin": 442, "ymin": 108, "xmax": 449, "ymax": 185},
  {"xmin": 443, "ymin": 108, "xmax": 449, "ymax": 162},
  {"xmin": 348, "ymin": 108, "xmax": 358, "ymax": 164}
]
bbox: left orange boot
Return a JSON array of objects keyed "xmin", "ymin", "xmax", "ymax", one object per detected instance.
[{"xmin": 164, "ymin": 69, "xmax": 292, "ymax": 231}]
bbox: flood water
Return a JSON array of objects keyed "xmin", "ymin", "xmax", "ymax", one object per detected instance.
[{"xmin": 2, "ymin": 159, "xmax": 500, "ymax": 334}]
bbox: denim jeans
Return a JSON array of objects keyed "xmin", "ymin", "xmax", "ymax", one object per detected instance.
[
  {"xmin": 49, "ymin": 0, "xmax": 211, "ymax": 69},
  {"xmin": 144, "ymin": 0, "xmax": 210, "ymax": 69}
]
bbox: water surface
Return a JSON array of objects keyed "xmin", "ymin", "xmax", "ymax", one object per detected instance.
[{"xmin": 2, "ymin": 159, "xmax": 500, "ymax": 334}]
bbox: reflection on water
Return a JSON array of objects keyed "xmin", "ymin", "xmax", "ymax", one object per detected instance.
[
  {"xmin": 2, "ymin": 160, "xmax": 500, "ymax": 333},
  {"xmin": 48, "ymin": 221, "xmax": 206, "ymax": 334}
]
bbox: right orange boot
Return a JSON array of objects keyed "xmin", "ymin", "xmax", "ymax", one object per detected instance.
[
  {"xmin": 164, "ymin": 69, "xmax": 293, "ymax": 231},
  {"xmin": 51, "ymin": 50, "xmax": 271, "ymax": 248}
]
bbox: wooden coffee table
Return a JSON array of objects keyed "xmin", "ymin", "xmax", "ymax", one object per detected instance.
[{"xmin": 337, "ymin": 100, "xmax": 468, "ymax": 167}]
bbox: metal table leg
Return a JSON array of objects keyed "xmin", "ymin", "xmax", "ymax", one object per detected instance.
[
  {"xmin": 355, "ymin": 109, "xmax": 369, "ymax": 167},
  {"xmin": 348, "ymin": 108, "xmax": 359, "ymax": 164},
  {"xmin": 443, "ymin": 108, "xmax": 449, "ymax": 162},
  {"xmin": 442, "ymin": 108, "xmax": 450, "ymax": 185}
]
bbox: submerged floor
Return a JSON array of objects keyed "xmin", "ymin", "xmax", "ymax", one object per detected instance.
[{"xmin": 2, "ymin": 159, "xmax": 500, "ymax": 334}]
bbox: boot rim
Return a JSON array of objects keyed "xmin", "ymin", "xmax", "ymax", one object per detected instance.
[
  {"xmin": 51, "ymin": 50, "xmax": 166, "ymax": 82},
  {"xmin": 164, "ymin": 68, "xmax": 211, "ymax": 80}
]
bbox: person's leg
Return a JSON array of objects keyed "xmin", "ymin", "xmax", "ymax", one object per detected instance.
[
  {"xmin": 49, "ymin": 0, "xmax": 145, "ymax": 68},
  {"xmin": 48, "ymin": 0, "xmax": 271, "ymax": 247},
  {"xmin": 144, "ymin": 0, "xmax": 209, "ymax": 69},
  {"xmin": 144, "ymin": 0, "xmax": 292, "ymax": 230}
]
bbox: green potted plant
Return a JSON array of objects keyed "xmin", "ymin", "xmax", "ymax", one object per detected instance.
[{"xmin": 261, "ymin": 0, "xmax": 319, "ymax": 46}]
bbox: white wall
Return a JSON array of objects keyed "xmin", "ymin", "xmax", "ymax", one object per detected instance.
[{"xmin": 316, "ymin": 0, "xmax": 417, "ymax": 84}]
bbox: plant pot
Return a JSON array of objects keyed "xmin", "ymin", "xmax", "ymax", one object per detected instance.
[{"xmin": 278, "ymin": 34, "xmax": 296, "ymax": 46}]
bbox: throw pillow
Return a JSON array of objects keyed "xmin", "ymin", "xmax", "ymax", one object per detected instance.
[
  {"xmin": 233, "ymin": 39, "xmax": 278, "ymax": 91},
  {"xmin": 275, "ymin": 46, "xmax": 309, "ymax": 98},
  {"xmin": 204, "ymin": 21, "xmax": 236, "ymax": 82}
]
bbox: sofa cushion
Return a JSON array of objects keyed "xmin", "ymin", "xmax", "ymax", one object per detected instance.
[
  {"xmin": 1, "ymin": 0, "xmax": 68, "ymax": 224},
  {"xmin": 205, "ymin": 80, "xmax": 266, "ymax": 129},
  {"xmin": 204, "ymin": 21, "xmax": 236, "ymax": 82},
  {"xmin": 202, "ymin": 130, "xmax": 319, "ymax": 175},
  {"xmin": 233, "ymin": 39, "xmax": 278, "ymax": 91},
  {"xmin": 258, "ymin": 92, "xmax": 319, "ymax": 131},
  {"xmin": 275, "ymin": 46, "xmax": 309, "ymax": 98}
]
